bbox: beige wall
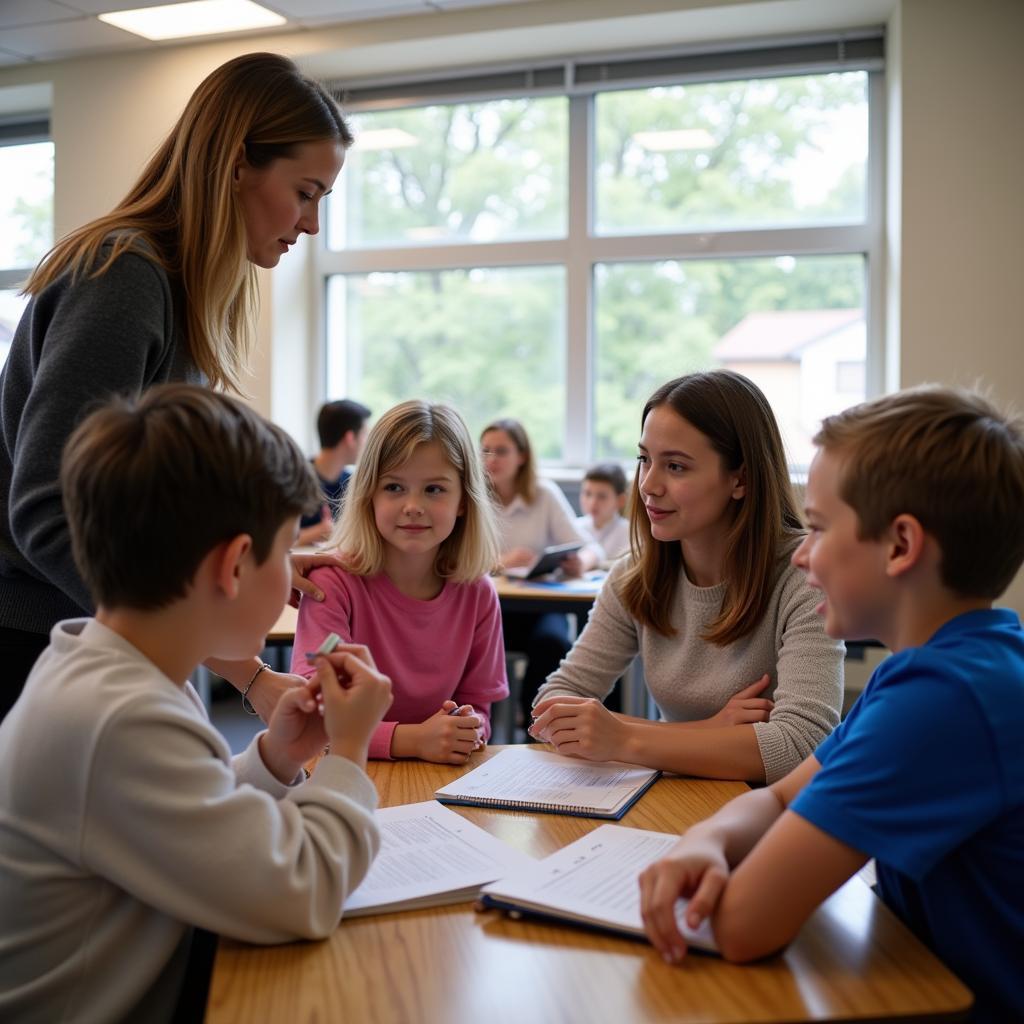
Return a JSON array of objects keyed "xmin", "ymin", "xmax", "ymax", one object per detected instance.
[
  {"xmin": 1, "ymin": 0, "xmax": 1021, "ymax": 615},
  {"xmin": 886, "ymin": 0, "xmax": 1024, "ymax": 614}
]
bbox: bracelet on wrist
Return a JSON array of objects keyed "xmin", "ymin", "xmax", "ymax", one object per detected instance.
[{"xmin": 241, "ymin": 661, "xmax": 271, "ymax": 716}]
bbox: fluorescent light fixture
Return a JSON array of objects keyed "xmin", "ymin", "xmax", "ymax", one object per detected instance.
[
  {"xmin": 98, "ymin": 0, "xmax": 285, "ymax": 41},
  {"xmin": 356, "ymin": 128, "xmax": 420, "ymax": 152},
  {"xmin": 633, "ymin": 129, "xmax": 717, "ymax": 151}
]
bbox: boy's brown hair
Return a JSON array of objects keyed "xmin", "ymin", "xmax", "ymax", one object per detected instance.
[
  {"xmin": 584, "ymin": 462, "xmax": 628, "ymax": 496},
  {"xmin": 62, "ymin": 384, "xmax": 321, "ymax": 610},
  {"xmin": 815, "ymin": 385, "xmax": 1024, "ymax": 599}
]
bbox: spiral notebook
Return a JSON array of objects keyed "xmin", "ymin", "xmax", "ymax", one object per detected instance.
[
  {"xmin": 480, "ymin": 824, "xmax": 718, "ymax": 953},
  {"xmin": 434, "ymin": 748, "xmax": 660, "ymax": 819}
]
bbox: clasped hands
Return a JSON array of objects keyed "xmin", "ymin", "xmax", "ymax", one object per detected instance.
[
  {"xmin": 529, "ymin": 695, "xmax": 627, "ymax": 761},
  {"xmin": 529, "ymin": 674, "xmax": 775, "ymax": 761},
  {"xmin": 391, "ymin": 702, "xmax": 486, "ymax": 764}
]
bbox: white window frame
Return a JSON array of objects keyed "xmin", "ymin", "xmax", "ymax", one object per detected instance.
[
  {"xmin": 313, "ymin": 38, "xmax": 885, "ymax": 468},
  {"xmin": 0, "ymin": 117, "xmax": 52, "ymax": 291}
]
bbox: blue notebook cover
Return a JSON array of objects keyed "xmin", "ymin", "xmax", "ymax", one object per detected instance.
[{"xmin": 434, "ymin": 749, "xmax": 660, "ymax": 820}]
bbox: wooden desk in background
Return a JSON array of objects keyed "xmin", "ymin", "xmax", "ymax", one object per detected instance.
[
  {"xmin": 267, "ymin": 603, "xmax": 298, "ymax": 645},
  {"xmin": 267, "ymin": 575, "xmax": 601, "ymax": 645},
  {"xmin": 205, "ymin": 746, "xmax": 971, "ymax": 1024},
  {"xmin": 492, "ymin": 573, "xmax": 602, "ymax": 619}
]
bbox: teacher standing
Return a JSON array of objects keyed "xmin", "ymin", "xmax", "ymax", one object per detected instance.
[{"xmin": 0, "ymin": 52, "xmax": 350, "ymax": 721}]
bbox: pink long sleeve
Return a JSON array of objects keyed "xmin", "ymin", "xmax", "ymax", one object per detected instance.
[{"xmin": 292, "ymin": 567, "xmax": 508, "ymax": 759}]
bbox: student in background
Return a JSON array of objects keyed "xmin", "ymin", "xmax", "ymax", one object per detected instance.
[
  {"xmin": 0, "ymin": 52, "xmax": 352, "ymax": 722},
  {"xmin": 480, "ymin": 417, "xmax": 600, "ymax": 725},
  {"xmin": 0, "ymin": 385, "xmax": 393, "ymax": 1023},
  {"xmin": 531, "ymin": 371, "xmax": 844, "ymax": 783},
  {"xmin": 639, "ymin": 386, "xmax": 1024, "ymax": 1023},
  {"xmin": 298, "ymin": 399, "xmax": 372, "ymax": 545},
  {"xmin": 293, "ymin": 401, "xmax": 508, "ymax": 764},
  {"xmin": 576, "ymin": 462, "xmax": 630, "ymax": 565}
]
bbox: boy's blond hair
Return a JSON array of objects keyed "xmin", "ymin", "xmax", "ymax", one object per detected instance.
[
  {"xmin": 331, "ymin": 400, "xmax": 500, "ymax": 583},
  {"xmin": 815, "ymin": 386, "xmax": 1024, "ymax": 599}
]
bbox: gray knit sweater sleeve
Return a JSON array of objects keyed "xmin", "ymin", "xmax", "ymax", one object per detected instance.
[
  {"xmin": 752, "ymin": 563, "xmax": 844, "ymax": 782},
  {"xmin": 536, "ymin": 555, "xmax": 844, "ymax": 783},
  {"xmin": 0, "ymin": 249, "xmax": 196, "ymax": 628},
  {"xmin": 535, "ymin": 557, "xmax": 641, "ymax": 702}
]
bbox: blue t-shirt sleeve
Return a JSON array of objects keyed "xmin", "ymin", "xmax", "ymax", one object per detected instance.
[{"xmin": 791, "ymin": 651, "xmax": 1004, "ymax": 879}]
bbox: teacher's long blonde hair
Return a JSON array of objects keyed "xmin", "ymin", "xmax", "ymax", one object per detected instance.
[{"xmin": 25, "ymin": 52, "xmax": 351, "ymax": 393}]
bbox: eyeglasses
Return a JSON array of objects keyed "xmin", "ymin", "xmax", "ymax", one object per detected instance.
[{"xmin": 481, "ymin": 446, "xmax": 515, "ymax": 458}]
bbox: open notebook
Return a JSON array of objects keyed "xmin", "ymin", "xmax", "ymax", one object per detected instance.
[
  {"xmin": 342, "ymin": 801, "xmax": 532, "ymax": 918},
  {"xmin": 480, "ymin": 824, "xmax": 718, "ymax": 953},
  {"xmin": 434, "ymin": 748, "xmax": 660, "ymax": 819}
]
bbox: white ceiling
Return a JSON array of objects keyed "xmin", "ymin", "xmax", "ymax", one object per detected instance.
[{"xmin": 0, "ymin": 0, "xmax": 543, "ymax": 65}]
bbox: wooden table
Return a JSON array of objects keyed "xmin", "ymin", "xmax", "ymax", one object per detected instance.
[
  {"xmin": 266, "ymin": 603, "xmax": 298, "ymax": 644},
  {"xmin": 205, "ymin": 747, "xmax": 971, "ymax": 1024}
]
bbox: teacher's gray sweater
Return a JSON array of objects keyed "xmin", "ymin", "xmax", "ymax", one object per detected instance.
[
  {"xmin": 534, "ymin": 553, "xmax": 845, "ymax": 782},
  {"xmin": 0, "ymin": 245, "xmax": 201, "ymax": 633}
]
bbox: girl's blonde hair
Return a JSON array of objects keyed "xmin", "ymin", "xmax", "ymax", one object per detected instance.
[
  {"xmin": 480, "ymin": 417, "xmax": 537, "ymax": 504},
  {"xmin": 333, "ymin": 400, "xmax": 500, "ymax": 583},
  {"xmin": 619, "ymin": 370, "xmax": 804, "ymax": 643},
  {"xmin": 25, "ymin": 52, "xmax": 351, "ymax": 394}
]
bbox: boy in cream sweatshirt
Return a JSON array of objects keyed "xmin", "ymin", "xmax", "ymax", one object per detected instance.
[{"xmin": 0, "ymin": 384, "xmax": 392, "ymax": 1023}]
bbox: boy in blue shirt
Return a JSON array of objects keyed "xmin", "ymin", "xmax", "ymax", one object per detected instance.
[{"xmin": 639, "ymin": 386, "xmax": 1024, "ymax": 1022}]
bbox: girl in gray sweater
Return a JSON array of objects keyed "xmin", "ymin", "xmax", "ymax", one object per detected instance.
[{"xmin": 531, "ymin": 371, "xmax": 844, "ymax": 783}]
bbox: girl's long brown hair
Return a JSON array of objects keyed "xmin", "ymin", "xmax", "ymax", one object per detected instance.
[
  {"xmin": 25, "ymin": 52, "xmax": 351, "ymax": 393},
  {"xmin": 618, "ymin": 370, "xmax": 803, "ymax": 643}
]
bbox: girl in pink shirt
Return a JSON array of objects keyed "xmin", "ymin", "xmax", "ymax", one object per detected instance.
[{"xmin": 293, "ymin": 400, "xmax": 508, "ymax": 763}]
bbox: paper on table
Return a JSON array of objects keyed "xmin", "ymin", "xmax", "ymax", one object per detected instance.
[
  {"xmin": 481, "ymin": 823, "xmax": 718, "ymax": 952},
  {"xmin": 343, "ymin": 801, "xmax": 533, "ymax": 917},
  {"xmin": 435, "ymin": 747, "xmax": 659, "ymax": 818}
]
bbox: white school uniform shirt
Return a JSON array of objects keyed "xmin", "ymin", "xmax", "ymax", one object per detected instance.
[
  {"xmin": 495, "ymin": 477, "xmax": 595, "ymax": 557},
  {"xmin": 576, "ymin": 512, "xmax": 630, "ymax": 563}
]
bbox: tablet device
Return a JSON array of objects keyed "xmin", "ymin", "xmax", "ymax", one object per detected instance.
[{"xmin": 524, "ymin": 541, "xmax": 583, "ymax": 580}]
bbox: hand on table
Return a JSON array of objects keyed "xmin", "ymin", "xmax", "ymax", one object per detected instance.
[
  {"xmin": 445, "ymin": 700, "xmax": 486, "ymax": 751},
  {"xmin": 639, "ymin": 831, "xmax": 730, "ymax": 964},
  {"xmin": 529, "ymin": 695, "xmax": 627, "ymax": 762},
  {"xmin": 392, "ymin": 703, "xmax": 483, "ymax": 764}
]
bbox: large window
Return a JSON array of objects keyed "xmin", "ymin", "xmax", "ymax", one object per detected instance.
[
  {"xmin": 0, "ymin": 125, "xmax": 53, "ymax": 370},
  {"xmin": 319, "ymin": 39, "xmax": 882, "ymax": 469}
]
